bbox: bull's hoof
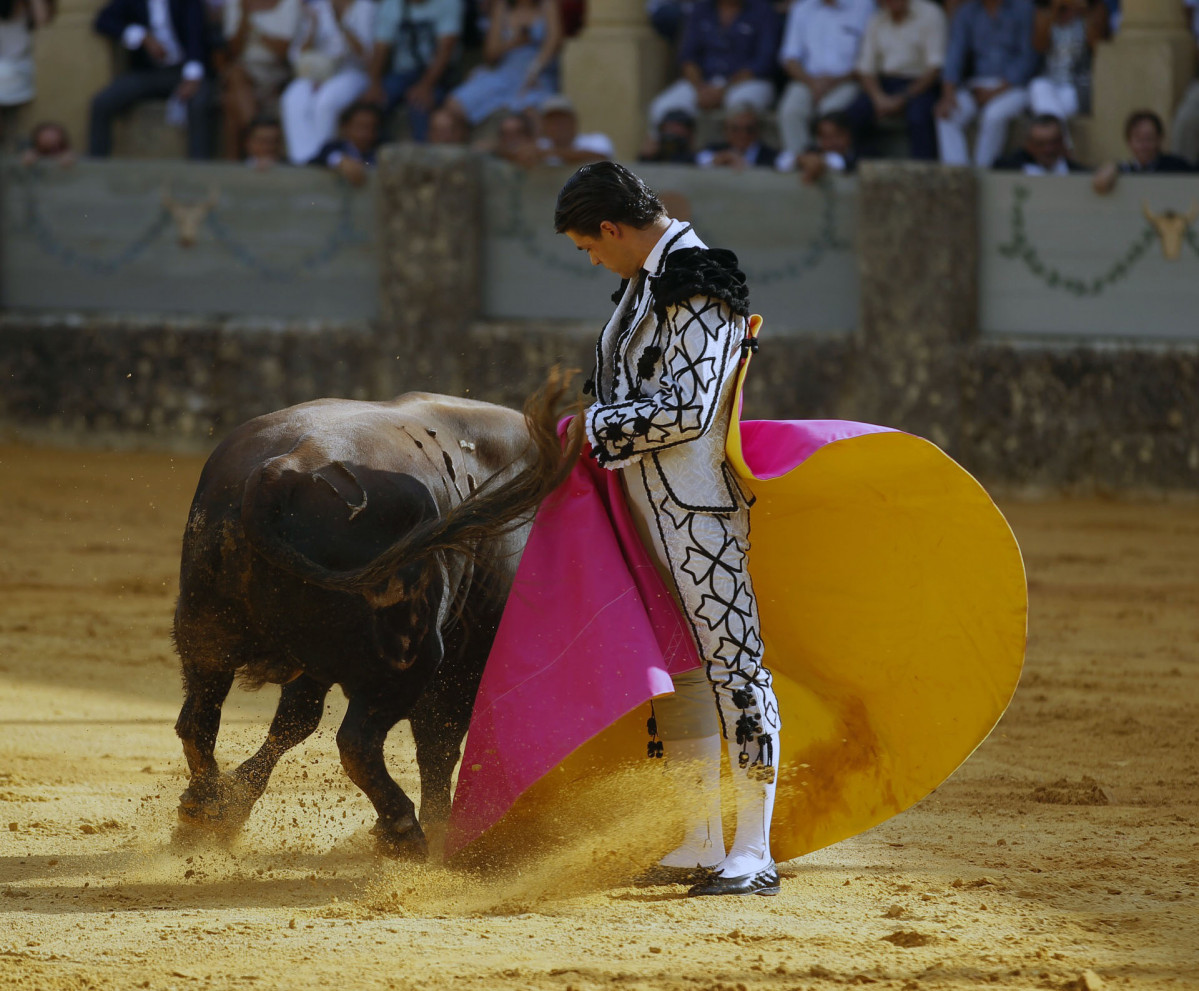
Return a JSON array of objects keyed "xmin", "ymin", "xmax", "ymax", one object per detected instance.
[
  {"xmin": 176, "ymin": 774, "xmax": 258, "ymax": 836},
  {"xmin": 370, "ymin": 816, "xmax": 428, "ymax": 860}
]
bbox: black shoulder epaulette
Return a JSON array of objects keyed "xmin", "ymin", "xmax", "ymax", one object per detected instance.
[{"xmin": 650, "ymin": 247, "xmax": 750, "ymax": 321}]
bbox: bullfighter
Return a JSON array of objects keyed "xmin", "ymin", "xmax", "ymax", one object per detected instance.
[{"xmin": 556, "ymin": 162, "xmax": 780, "ymax": 897}]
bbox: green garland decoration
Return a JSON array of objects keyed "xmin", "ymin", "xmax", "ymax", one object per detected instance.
[{"xmin": 997, "ymin": 185, "xmax": 1159, "ymax": 297}]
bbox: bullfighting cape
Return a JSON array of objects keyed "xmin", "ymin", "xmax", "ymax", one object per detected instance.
[{"xmin": 445, "ymin": 316, "xmax": 1027, "ymax": 864}]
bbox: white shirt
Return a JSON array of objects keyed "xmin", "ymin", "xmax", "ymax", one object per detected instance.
[
  {"xmin": 780, "ymin": 0, "xmax": 874, "ymax": 77},
  {"xmin": 856, "ymin": 0, "xmax": 946, "ymax": 78},
  {"xmin": 122, "ymin": 0, "xmax": 204, "ymax": 80},
  {"xmin": 290, "ymin": 0, "xmax": 374, "ymax": 72}
]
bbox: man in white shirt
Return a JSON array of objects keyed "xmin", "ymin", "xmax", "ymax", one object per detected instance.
[
  {"xmin": 843, "ymin": 0, "xmax": 945, "ymax": 159},
  {"xmin": 90, "ymin": 0, "xmax": 216, "ymax": 158},
  {"xmin": 777, "ymin": 0, "xmax": 874, "ymax": 155}
]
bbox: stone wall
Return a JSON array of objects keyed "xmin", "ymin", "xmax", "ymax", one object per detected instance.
[{"xmin": 2, "ymin": 151, "xmax": 1196, "ymax": 491}]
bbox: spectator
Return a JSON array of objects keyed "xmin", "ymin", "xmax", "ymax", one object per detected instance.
[
  {"xmin": 428, "ymin": 104, "xmax": 468, "ymax": 142},
  {"xmin": 843, "ymin": 0, "xmax": 945, "ymax": 160},
  {"xmin": 1027, "ymin": 0, "xmax": 1106, "ymax": 125},
  {"xmin": 1093, "ymin": 109, "xmax": 1193, "ymax": 194},
  {"xmin": 796, "ymin": 109, "xmax": 859, "ymax": 182},
  {"xmin": 90, "ymin": 0, "xmax": 217, "ymax": 159},
  {"xmin": 279, "ymin": 0, "xmax": 374, "ymax": 164},
  {"xmin": 310, "ymin": 98, "xmax": 380, "ymax": 183},
  {"xmin": 646, "ymin": 0, "xmax": 780, "ymax": 129},
  {"xmin": 640, "ymin": 107, "xmax": 698, "ymax": 163},
  {"xmin": 534, "ymin": 95, "xmax": 614, "ymax": 165},
  {"xmin": 484, "ymin": 109, "xmax": 540, "ymax": 166},
  {"xmin": 0, "ymin": 0, "xmax": 52, "ymax": 138},
  {"xmin": 777, "ymin": 0, "xmax": 872, "ymax": 155},
  {"xmin": 19, "ymin": 119, "xmax": 74, "ymax": 165},
  {"xmin": 935, "ymin": 0, "xmax": 1037, "ymax": 167},
  {"xmin": 993, "ymin": 112, "xmax": 1085, "ymax": 173},
  {"xmin": 696, "ymin": 102, "xmax": 782, "ymax": 168},
  {"xmin": 364, "ymin": 0, "xmax": 463, "ymax": 142},
  {"xmin": 220, "ymin": 0, "xmax": 300, "ymax": 159},
  {"xmin": 243, "ymin": 113, "xmax": 284, "ymax": 166},
  {"xmin": 443, "ymin": 0, "xmax": 563, "ymax": 128},
  {"xmin": 1170, "ymin": 0, "xmax": 1199, "ymax": 163}
]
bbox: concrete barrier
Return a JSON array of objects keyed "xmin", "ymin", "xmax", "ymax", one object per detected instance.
[{"xmin": 1, "ymin": 150, "xmax": 1197, "ymax": 491}]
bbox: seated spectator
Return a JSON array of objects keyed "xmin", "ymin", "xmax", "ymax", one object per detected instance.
[
  {"xmin": 843, "ymin": 0, "xmax": 945, "ymax": 161},
  {"xmin": 19, "ymin": 120, "xmax": 74, "ymax": 166},
  {"xmin": 482, "ymin": 109, "xmax": 540, "ymax": 166},
  {"xmin": 0, "ymin": 0, "xmax": 51, "ymax": 136},
  {"xmin": 443, "ymin": 0, "xmax": 562, "ymax": 128},
  {"xmin": 220, "ymin": 0, "xmax": 302, "ymax": 160},
  {"xmin": 243, "ymin": 113, "xmax": 284, "ymax": 167},
  {"xmin": 795, "ymin": 109, "xmax": 859, "ymax": 183},
  {"xmin": 534, "ymin": 95, "xmax": 614, "ymax": 165},
  {"xmin": 1170, "ymin": 0, "xmax": 1199, "ymax": 163},
  {"xmin": 1028, "ymin": 0, "xmax": 1106, "ymax": 126},
  {"xmin": 1092, "ymin": 109, "xmax": 1193, "ymax": 193},
  {"xmin": 428, "ymin": 104, "xmax": 469, "ymax": 143},
  {"xmin": 90, "ymin": 0, "xmax": 217, "ymax": 159},
  {"xmin": 777, "ymin": 0, "xmax": 872, "ymax": 155},
  {"xmin": 993, "ymin": 113, "xmax": 1085, "ymax": 173},
  {"xmin": 935, "ymin": 0, "xmax": 1037, "ymax": 167},
  {"xmin": 364, "ymin": 0, "xmax": 462, "ymax": 142},
  {"xmin": 639, "ymin": 107, "xmax": 698, "ymax": 163},
  {"xmin": 646, "ymin": 0, "xmax": 780, "ymax": 130},
  {"xmin": 279, "ymin": 0, "xmax": 374, "ymax": 164},
  {"xmin": 310, "ymin": 98, "xmax": 380, "ymax": 183},
  {"xmin": 696, "ymin": 103, "xmax": 782, "ymax": 168}
]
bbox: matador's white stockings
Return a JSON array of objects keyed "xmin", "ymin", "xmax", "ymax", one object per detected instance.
[{"xmin": 654, "ymin": 668, "xmax": 777, "ymax": 876}]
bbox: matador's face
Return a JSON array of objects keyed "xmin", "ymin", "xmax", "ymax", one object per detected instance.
[{"xmin": 564, "ymin": 223, "xmax": 643, "ymax": 280}]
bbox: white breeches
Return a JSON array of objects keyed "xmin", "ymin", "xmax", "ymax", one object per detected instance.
[
  {"xmin": 280, "ymin": 68, "xmax": 370, "ymax": 165},
  {"xmin": 936, "ymin": 85, "xmax": 1029, "ymax": 167}
]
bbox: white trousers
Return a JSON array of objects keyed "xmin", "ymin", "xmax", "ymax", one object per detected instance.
[
  {"xmin": 777, "ymin": 79, "xmax": 860, "ymax": 153},
  {"xmin": 280, "ymin": 67, "xmax": 370, "ymax": 165},
  {"xmin": 647, "ymin": 77, "xmax": 776, "ymax": 129},
  {"xmin": 936, "ymin": 85, "xmax": 1029, "ymax": 167},
  {"xmin": 1028, "ymin": 77, "xmax": 1080, "ymax": 121},
  {"xmin": 622, "ymin": 459, "xmax": 779, "ymax": 875}
]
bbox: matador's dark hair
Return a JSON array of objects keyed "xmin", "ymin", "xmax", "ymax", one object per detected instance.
[{"xmin": 553, "ymin": 162, "xmax": 665, "ymax": 237}]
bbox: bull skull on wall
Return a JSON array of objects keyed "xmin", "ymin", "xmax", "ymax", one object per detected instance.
[
  {"xmin": 1141, "ymin": 200, "xmax": 1199, "ymax": 261},
  {"xmin": 161, "ymin": 184, "xmax": 220, "ymax": 248}
]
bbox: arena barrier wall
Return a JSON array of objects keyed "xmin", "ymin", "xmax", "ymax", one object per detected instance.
[{"xmin": 1, "ymin": 151, "xmax": 1196, "ymax": 491}]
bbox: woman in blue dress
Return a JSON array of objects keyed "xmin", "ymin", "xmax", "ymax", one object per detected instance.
[{"xmin": 443, "ymin": 0, "xmax": 563, "ymax": 127}]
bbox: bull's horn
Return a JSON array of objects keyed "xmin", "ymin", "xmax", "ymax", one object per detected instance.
[{"xmin": 1141, "ymin": 199, "xmax": 1157, "ymax": 225}]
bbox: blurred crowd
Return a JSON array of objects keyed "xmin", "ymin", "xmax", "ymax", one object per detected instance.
[{"xmin": 3, "ymin": 0, "xmax": 1198, "ymax": 188}]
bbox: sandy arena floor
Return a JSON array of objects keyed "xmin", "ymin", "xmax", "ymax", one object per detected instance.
[{"xmin": 0, "ymin": 444, "xmax": 1195, "ymax": 991}]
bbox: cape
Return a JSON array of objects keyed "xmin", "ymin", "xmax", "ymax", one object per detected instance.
[{"xmin": 445, "ymin": 317, "xmax": 1028, "ymax": 863}]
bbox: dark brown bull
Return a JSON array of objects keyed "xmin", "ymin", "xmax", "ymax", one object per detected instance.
[{"xmin": 173, "ymin": 380, "xmax": 578, "ymax": 858}]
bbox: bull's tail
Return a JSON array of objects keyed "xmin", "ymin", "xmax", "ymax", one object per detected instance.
[{"xmin": 240, "ymin": 368, "xmax": 584, "ymax": 601}]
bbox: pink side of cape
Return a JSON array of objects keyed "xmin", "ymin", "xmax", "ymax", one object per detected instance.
[{"xmin": 444, "ymin": 418, "xmax": 894, "ymax": 858}]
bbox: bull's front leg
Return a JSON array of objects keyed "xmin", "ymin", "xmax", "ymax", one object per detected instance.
[
  {"xmin": 336, "ymin": 696, "xmax": 427, "ymax": 860},
  {"xmin": 175, "ymin": 666, "xmax": 236, "ymax": 832}
]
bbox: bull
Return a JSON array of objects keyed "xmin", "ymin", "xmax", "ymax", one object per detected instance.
[{"xmin": 172, "ymin": 379, "xmax": 578, "ymax": 858}]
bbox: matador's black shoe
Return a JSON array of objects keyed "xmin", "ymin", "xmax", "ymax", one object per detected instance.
[
  {"xmin": 632, "ymin": 864, "xmax": 714, "ymax": 888},
  {"xmin": 686, "ymin": 862, "xmax": 780, "ymax": 897}
]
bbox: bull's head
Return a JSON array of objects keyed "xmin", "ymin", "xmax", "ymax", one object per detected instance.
[
  {"xmin": 162, "ymin": 184, "xmax": 220, "ymax": 248},
  {"xmin": 1142, "ymin": 200, "xmax": 1199, "ymax": 261}
]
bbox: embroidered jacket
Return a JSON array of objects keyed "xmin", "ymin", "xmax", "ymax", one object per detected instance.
[{"xmin": 583, "ymin": 219, "xmax": 752, "ymax": 513}]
